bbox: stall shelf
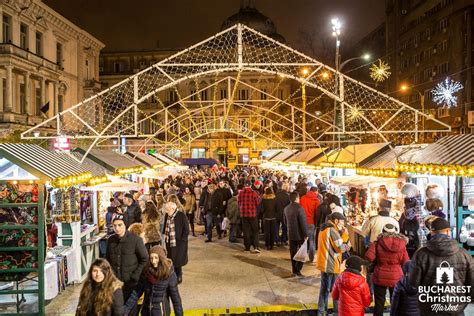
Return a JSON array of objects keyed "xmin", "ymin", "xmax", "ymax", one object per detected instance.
[{"xmin": 0, "ymin": 143, "xmax": 91, "ymax": 315}]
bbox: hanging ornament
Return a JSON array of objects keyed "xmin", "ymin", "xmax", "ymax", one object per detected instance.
[
  {"xmin": 370, "ymin": 59, "xmax": 391, "ymax": 82},
  {"xmin": 348, "ymin": 106, "xmax": 362, "ymax": 122},
  {"xmin": 431, "ymin": 77, "xmax": 463, "ymax": 108}
]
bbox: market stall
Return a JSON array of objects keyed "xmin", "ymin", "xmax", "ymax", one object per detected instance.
[
  {"xmin": 0, "ymin": 143, "xmax": 92, "ymax": 314},
  {"xmin": 286, "ymin": 147, "xmax": 327, "ymax": 181},
  {"xmin": 261, "ymin": 149, "xmax": 298, "ymax": 171},
  {"xmin": 396, "ymin": 134, "xmax": 474, "ymax": 255}
]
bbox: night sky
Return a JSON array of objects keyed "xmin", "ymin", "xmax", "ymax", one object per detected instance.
[{"xmin": 43, "ymin": 0, "xmax": 385, "ymax": 55}]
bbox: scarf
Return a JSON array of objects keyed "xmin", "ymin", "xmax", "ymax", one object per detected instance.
[{"xmin": 164, "ymin": 211, "xmax": 177, "ymax": 247}]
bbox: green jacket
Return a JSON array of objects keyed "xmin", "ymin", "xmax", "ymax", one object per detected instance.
[{"xmin": 226, "ymin": 196, "xmax": 240, "ymax": 224}]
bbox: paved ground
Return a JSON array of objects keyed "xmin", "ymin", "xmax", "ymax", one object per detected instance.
[
  {"xmin": 45, "ymin": 230, "xmax": 323, "ymax": 315},
  {"xmin": 42, "ymin": 228, "xmax": 474, "ymax": 315}
]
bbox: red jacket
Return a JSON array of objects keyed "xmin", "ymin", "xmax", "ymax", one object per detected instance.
[
  {"xmin": 332, "ymin": 270, "xmax": 372, "ymax": 316},
  {"xmin": 299, "ymin": 191, "xmax": 320, "ymax": 225},
  {"xmin": 365, "ymin": 233, "xmax": 410, "ymax": 288}
]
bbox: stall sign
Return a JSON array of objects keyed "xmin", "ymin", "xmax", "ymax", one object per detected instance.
[{"xmin": 53, "ymin": 137, "xmax": 71, "ymax": 152}]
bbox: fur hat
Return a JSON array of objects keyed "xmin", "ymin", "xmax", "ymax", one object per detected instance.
[
  {"xmin": 430, "ymin": 218, "xmax": 450, "ymax": 232},
  {"xmin": 401, "ymin": 183, "xmax": 419, "ymax": 198},
  {"xmin": 383, "ymin": 223, "xmax": 398, "ymax": 234},
  {"xmin": 425, "ymin": 183, "xmax": 444, "ymax": 199}
]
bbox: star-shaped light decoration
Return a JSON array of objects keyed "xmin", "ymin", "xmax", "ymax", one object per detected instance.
[
  {"xmin": 348, "ymin": 106, "xmax": 362, "ymax": 122},
  {"xmin": 431, "ymin": 78, "xmax": 463, "ymax": 108},
  {"xmin": 370, "ymin": 59, "xmax": 391, "ymax": 83}
]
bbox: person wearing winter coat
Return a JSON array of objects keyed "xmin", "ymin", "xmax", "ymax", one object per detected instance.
[
  {"xmin": 299, "ymin": 187, "xmax": 320, "ymax": 262},
  {"xmin": 203, "ymin": 184, "xmax": 224, "ymax": 241},
  {"xmin": 76, "ymin": 258, "xmax": 124, "ymax": 316},
  {"xmin": 106, "ymin": 215, "xmax": 149, "ymax": 316},
  {"xmin": 226, "ymin": 186, "xmax": 241, "ymax": 243},
  {"xmin": 331, "ymin": 256, "xmax": 371, "ymax": 316},
  {"xmin": 124, "ymin": 193, "xmax": 142, "ymax": 228},
  {"xmin": 409, "ymin": 218, "xmax": 473, "ymax": 315},
  {"xmin": 275, "ymin": 183, "xmax": 290, "ymax": 245},
  {"xmin": 399, "ymin": 197, "xmax": 420, "ymax": 258},
  {"xmin": 365, "ymin": 224, "xmax": 409, "ymax": 316},
  {"xmin": 124, "ymin": 246, "xmax": 183, "ymax": 316},
  {"xmin": 284, "ymin": 191, "xmax": 308, "ymax": 276},
  {"xmin": 262, "ymin": 187, "xmax": 277, "ymax": 250},
  {"xmin": 182, "ymin": 187, "xmax": 196, "ymax": 237},
  {"xmin": 316, "ymin": 212, "xmax": 351, "ymax": 316},
  {"xmin": 162, "ymin": 202, "xmax": 189, "ymax": 284},
  {"xmin": 361, "ymin": 205, "xmax": 400, "ymax": 243},
  {"xmin": 390, "ymin": 261, "xmax": 420, "ymax": 316},
  {"xmin": 143, "ymin": 201, "xmax": 162, "ymax": 251}
]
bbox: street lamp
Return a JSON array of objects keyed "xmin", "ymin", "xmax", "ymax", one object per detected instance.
[
  {"xmin": 339, "ymin": 53, "xmax": 371, "ymax": 72},
  {"xmin": 301, "ymin": 68, "xmax": 309, "ymax": 150},
  {"xmin": 400, "ymin": 84, "xmax": 425, "ymax": 142},
  {"xmin": 331, "ymin": 17, "xmax": 342, "ymax": 144}
]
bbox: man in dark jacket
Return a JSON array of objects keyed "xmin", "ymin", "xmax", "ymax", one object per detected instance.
[
  {"xmin": 204, "ymin": 184, "xmax": 224, "ymax": 242},
  {"xmin": 409, "ymin": 218, "xmax": 473, "ymax": 315},
  {"xmin": 275, "ymin": 183, "xmax": 290, "ymax": 245},
  {"xmin": 106, "ymin": 214, "xmax": 148, "ymax": 316},
  {"xmin": 123, "ymin": 193, "xmax": 141, "ymax": 228},
  {"xmin": 284, "ymin": 191, "xmax": 308, "ymax": 276}
]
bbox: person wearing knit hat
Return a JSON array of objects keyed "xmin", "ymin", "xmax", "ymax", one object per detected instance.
[
  {"xmin": 409, "ymin": 217, "xmax": 472, "ymax": 315},
  {"xmin": 123, "ymin": 245, "xmax": 183, "ymax": 316},
  {"xmin": 365, "ymin": 223, "xmax": 409, "ymax": 316},
  {"xmin": 331, "ymin": 255, "xmax": 372, "ymax": 316},
  {"xmin": 391, "ymin": 261, "xmax": 420, "ymax": 316}
]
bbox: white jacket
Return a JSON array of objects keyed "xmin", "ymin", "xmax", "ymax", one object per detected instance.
[{"xmin": 361, "ymin": 212, "xmax": 400, "ymax": 243}]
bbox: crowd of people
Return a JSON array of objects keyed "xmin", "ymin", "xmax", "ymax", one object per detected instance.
[{"xmin": 75, "ymin": 165, "xmax": 472, "ymax": 316}]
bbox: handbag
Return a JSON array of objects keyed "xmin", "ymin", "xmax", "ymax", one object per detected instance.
[
  {"xmin": 293, "ymin": 240, "xmax": 309, "ymax": 262},
  {"xmin": 221, "ymin": 217, "xmax": 230, "ymax": 230}
]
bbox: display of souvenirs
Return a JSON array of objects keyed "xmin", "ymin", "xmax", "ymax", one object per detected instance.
[
  {"xmin": 0, "ymin": 183, "xmax": 38, "ymax": 204},
  {"xmin": 80, "ymin": 191, "xmax": 92, "ymax": 223},
  {"xmin": 0, "ymin": 207, "xmax": 38, "ymax": 225},
  {"xmin": 52, "ymin": 187, "xmax": 80, "ymax": 222},
  {"xmin": 0, "ymin": 229, "xmax": 38, "ymax": 247}
]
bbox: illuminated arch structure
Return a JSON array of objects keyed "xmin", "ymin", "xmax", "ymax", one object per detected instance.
[{"xmin": 22, "ymin": 24, "xmax": 450, "ymax": 162}]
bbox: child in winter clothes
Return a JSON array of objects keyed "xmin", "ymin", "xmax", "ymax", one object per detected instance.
[
  {"xmin": 332, "ymin": 256, "xmax": 372, "ymax": 316},
  {"xmin": 390, "ymin": 261, "xmax": 420, "ymax": 316}
]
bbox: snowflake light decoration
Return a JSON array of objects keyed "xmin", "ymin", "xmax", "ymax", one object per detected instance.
[
  {"xmin": 370, "ymin": 59, "xmax": 391, "ymax": 82},
  {"xmin": 431, "ymin": 78, "xmax": 463, "ymax": 108}
]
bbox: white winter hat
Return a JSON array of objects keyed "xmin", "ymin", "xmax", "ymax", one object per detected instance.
[{"xmin": 401, "ymin": 183, "xmax": 419, "ymax": 198}]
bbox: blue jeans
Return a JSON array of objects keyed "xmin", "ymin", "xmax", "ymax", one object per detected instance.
[
  {"xmin": 307, "ymin": 224, "xmax": 316, "ymax": 261},
  {"xmin": 318, "ymin": 272, "xmax": 338, "ymax": 316},
  {"xmin": 205, "ymin": 213, "xmax": 222, "ymax": 241}
]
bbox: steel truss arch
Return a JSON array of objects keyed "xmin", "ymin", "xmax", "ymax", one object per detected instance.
[{"xmin": 22, "ymin": 23, "xmax": 451, "ymax": 161}]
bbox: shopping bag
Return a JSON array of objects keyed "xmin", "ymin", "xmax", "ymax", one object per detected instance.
[
  {"xmin": 221, "ymin": 217, "xmax": 230, "ymax": 231},
  {"xmin": 293, "ymin": 240, "xmax": 309, "ymax": 262},
  {"xmin": 436, "ymin": 261, "xmax": 454, "ymax": 284}
]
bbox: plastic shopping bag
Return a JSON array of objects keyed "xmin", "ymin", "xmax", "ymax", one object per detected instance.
[
  {"xmin": 293, "ymin": 240, "xmax": 309, "ymax": 262},
  {"xmin": 221, "ymin": 217, "xmax": 230, "ymax": 231}
]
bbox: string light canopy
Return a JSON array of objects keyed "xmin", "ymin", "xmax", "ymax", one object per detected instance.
[
  {"xmin": 396, "ymin": 163, "xmax": 474, "ymax": 177},
  {"xmin": 356, "ymin": 168, "xmax": 399, "ymax": 178},
  {"xmin": 370, "ymin": 59, "xmax": 391, "ymax": 83},
  {"xmin": 431, "ymin": 77, "xmax": 463, "ymax": 108}
]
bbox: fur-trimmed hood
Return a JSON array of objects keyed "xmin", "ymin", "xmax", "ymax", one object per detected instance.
[
  {"xmin": 262, "ymin": 193, "xmax": 275, "ymax": 199},
  {"xmin": 377, "ymin": 232, "xmax": 408, "ymax": 252}
]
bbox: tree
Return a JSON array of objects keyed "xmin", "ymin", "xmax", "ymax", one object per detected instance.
[{"xmin": 441, "ymin": 271, "xmax": 450, "ymax": 284}]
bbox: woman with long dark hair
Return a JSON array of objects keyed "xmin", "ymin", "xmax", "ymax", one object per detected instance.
[
  {"xmin": 182, "ymin": 187, "xmax": 196, "ymax": 237},
  {"xmin": 143, "ymin": 201, "xmax": 162, "ymax": 251},
  {"xmin": 124, "ymin": 246, "xmax": 183, "ymax": 316},
  {"xmin": 76, "ymin": 258, "xmax": 123, "ymax": 316}
]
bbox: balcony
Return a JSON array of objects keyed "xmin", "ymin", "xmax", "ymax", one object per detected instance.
[
  {"xmin": 84, "ymin": 79, "xmax": 101, "ymax": 90},
  {"xmin": 0, "ymin": 43, "xmax": 59, "ymax": 72}
]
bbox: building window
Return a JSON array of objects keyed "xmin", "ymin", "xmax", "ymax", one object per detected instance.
[
  {"xmin": 35, "ymin": 87, "xmax": 42, "ymax": 116},
  {"xmin": 438, "ymin": 62, "xmax": 449, "ymax": 75},
  {"xmin": 19, "ymin": 84, "xmax": 26, "ymax": 114},
  {"xmin": 261, "ymin": 118, "xmax": 269, "ymax": 129},
  {"xmin": 56, "ymin": 43, "xmax": 63, "ymax": 68},
  {"xmin": 439, "ymin": 18, "xmax": 449, "ymax": 31},
  {"xmin": 168, "ymin": 90, "xmax": 177, "ymax": 103},
  {"xmin": 2, "ymin": 15, "xmax": 11, "ymax": 43},
  {"xmin": 402, "ymin": 59, "xmax": 410, "ymax": 69},
  {"xmin": 440, "ymin": 40, "xmax": 448, "ymax": 52},
  {"xmin": 190, "ymin": 90, "xmax": 197, "ymax": 101},
  {"xmin": 278, "ymin": 89, "xmax": 284, "ymax": 99},
  {"xmin": 238, "ymin": 89, "xmax": 248, "ymax": 100},
  {"xmin": 139, "ymin": 60, "xmax": 147, "ymax": 69},
  {"xmin": 260, "ymin": 89, "xmax": 267, "ymax": 100},
  {"xmin": 2, "ymin": 78, "xmax": 6, "ymax": 108},
  {"xmin": 238, "ymin": 118, "xmax": 248, "ymax": 130},
  {"xmin": 20, "ymin": 23, "xmax": 28, "ymax": 49},
  {"xmin": 220, "ymin": 89, "xmax": 227, "ymax": 99},
  {"xmin": 414, "ymin": 54, "xmax": 421, "ymax": 65},
  {"xmin": 114, "ymin": 62, "xmax": 121, "ymax": 73},
  {"xmin": 200, "ymin": 90, "xmax": 208, "ymax": 101},
  {"xmin": 437, "ymin": 107, "xmax": 449, "ymax": 118},
  {"xmin": 191, "ymin": 148, "xmax": 206, "ymax": 159},
  {"xmin": 35, "ymin": 32, "xmax": 43, "ymax": 56}
]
